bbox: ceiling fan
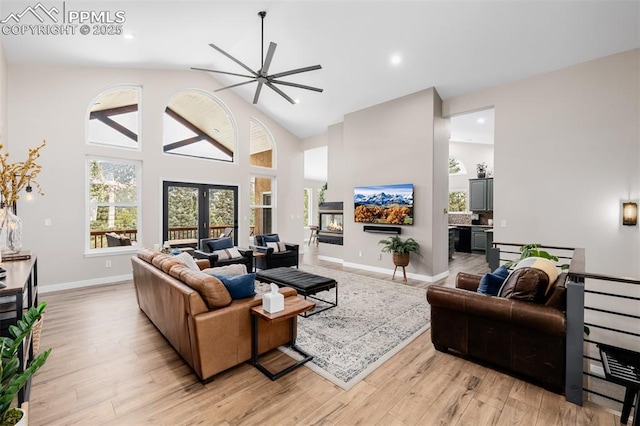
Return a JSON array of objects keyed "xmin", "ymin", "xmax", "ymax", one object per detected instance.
[{"xmin": 192, "ymin": 11, "xmax": 323, "ymax": 105}]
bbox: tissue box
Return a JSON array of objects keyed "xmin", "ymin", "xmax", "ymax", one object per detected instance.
[{"xmin": 263, "ymin": 291, "xmax": 284, "ymax": 313}]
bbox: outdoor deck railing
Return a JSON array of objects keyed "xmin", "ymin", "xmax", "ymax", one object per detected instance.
[{"xmin": 90, "ymin": 226, "xmax": 235, "ymax": 248}]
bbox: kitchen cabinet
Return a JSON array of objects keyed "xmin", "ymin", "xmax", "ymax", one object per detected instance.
[
  {"xmin": 486, "ymin": 230, "xmax": 494, "ymax": 262},
  {"xmin": 469, "ymin": 178, "xmax": 493, "ymax": 212},
  {"xmin": 471, "ymin": 227, "xmax": 487, "ymax": 252}
]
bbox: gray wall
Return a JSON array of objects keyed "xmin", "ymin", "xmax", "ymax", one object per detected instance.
[
  {"xmin": 7, "ymin": 64, "xmax": 304, "ymax": 289},
  {"xmin": 443, "ymin": 48, "xmax": 640, "ymax": 277}
]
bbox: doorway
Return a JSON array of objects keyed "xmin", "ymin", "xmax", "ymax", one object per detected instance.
[{"xmin": 162, "ymin": 181, "xmax": 239, "ymax": 246}]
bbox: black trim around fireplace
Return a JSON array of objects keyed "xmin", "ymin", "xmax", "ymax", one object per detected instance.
[{"xmin": 318, "ymin": 202, "xmax": 343, "ymax": 246}]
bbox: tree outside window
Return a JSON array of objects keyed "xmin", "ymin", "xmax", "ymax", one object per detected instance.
[{"xmin": 449, "ymin": 191, "xmax": 467, "ymax": 212}]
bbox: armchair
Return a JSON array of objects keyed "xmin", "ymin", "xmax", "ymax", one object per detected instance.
[
  {"xmin": 193, "ymin": 237, "xmax": 253, "ymax": 270},
  {"xmin": 253, "ymin": 234, "xmax": 299, "ymax": 270}
]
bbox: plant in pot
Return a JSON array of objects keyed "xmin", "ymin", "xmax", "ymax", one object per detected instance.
[
  {"xmin": 1, "ymin": 302, "xmax": 51, "ymax": 426},
  {"xmin": 476, "ymin": 162, "xmax": 488, "ymax": 178},
  {"xmin": 378, "ymin": 236, "xmax": 420, "ymax": 280}
]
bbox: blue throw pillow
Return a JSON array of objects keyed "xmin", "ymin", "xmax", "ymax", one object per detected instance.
[
  {"xmin": 207, "ymin": 237, "xmax": 233, "ymax": 252},
  {"xmin": 262, "ymin": 234, "xmax": 280, "ymax": 243},
  {"xmin": 213, "ymin": 273, "xmax": 256, "ymax": 300},
  {"xmin": 478, "ymin": 265, "xmax": 509, "ymax": 296}
]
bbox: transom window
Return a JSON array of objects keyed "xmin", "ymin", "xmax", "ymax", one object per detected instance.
[
  {"xmin": 163, "ymin": 90, "xmax": 235, "ymax": 162},
  {"xmin": 88, "ymin": 86, "xmax": 141, "ymax": 149}
]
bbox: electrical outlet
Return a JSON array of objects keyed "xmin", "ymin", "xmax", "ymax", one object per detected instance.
[
  {"xmin": 105, "ymin": 260, "xmax": 112, "ymax": 268},
  {"xmin": 378, "ymin": 253, "xmax": 382, "ymax": 261},
  {"xmin": 358, "ymin": 251, "xmax": 363, "ymax": 257},
  {"xmin": 500, "ymin": 220, "xmax": 507, "ymax": 228},
  {"xmin": 44, "ymin": 218, "xmax": 51, "ymax": 226}
]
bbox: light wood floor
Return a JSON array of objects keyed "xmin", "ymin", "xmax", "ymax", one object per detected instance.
[{"xmin": 28, "ymin": 250, "xmax": 619, "ymax": 425}]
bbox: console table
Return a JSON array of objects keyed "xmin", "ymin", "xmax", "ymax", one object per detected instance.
[{"xmin": 0, "ymin": 255, "xmax": 39, "ymax": 404}]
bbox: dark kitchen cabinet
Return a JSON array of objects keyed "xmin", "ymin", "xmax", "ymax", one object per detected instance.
[
  {"xmin": 469, "ymin": 178, "xmax": 493, "ymax": 212},
  {"xmin": 471, "ymin": 227, "xmax": 487, "ymax": 252}
]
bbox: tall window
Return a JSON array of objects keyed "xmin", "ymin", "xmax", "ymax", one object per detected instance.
[
  {"xmin": 163, "ymin": 90, "xmax": 235, "ymax": 162},
  {"xmin": 88, "ymin": 158, "xmax": 141, "ymax": 250},
  {"xmin": 449, "ymin": 191, "xmax": 468, "ymax": 212},
  {"xmin": 88, "ymin": 86, "xmax": 140, "ymax": 150},
  {"xmin": 303, "ymin": 188, "xmax": 312, "ymax": 226},
  {"xmin": 250, "ymin": 176, "xmax": 273, "ymax": 236},
  {"xmin": 250, "ymin": 119, "xmax": 274, "ymax": 168}
]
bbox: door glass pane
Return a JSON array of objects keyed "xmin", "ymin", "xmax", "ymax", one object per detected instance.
[
  {"xmin": 209, "ymin": 188, "xmax": 235, "ymax": 240},
  {"xmin": 250, "ymin": 176, "xmax": 273, "ymax": 237},
  {"xmin": 167, "ymin": 186, "xmax": 199, "ymax": 242}
]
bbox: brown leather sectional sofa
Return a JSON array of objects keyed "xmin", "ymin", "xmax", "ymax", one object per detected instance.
[
  {"xmin": 131, "ymin": 249, "xmax": 297, "ymax": 382},
  {"xmin": 427, "ymin": 271, "xmax": 567, "ymax": 392}
]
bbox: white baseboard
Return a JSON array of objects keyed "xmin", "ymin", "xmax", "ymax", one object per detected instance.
[
  {"xmin": 342, "ymin": 262, "xmax": 449, "ymax": 283},
  {"xmin": 40, "ymin": 274, "xmax": 133, "ymax": 294},
  {"xmin": 318, "ymin": 255, "xmax": 343, "ymax": 264}
]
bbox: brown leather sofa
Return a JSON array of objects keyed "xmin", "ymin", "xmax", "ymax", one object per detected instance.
[
  {"xmin": 131, "ymin": 249, "xmax": 297, "ymax": 382},
  {"xmin": 426, "ymin": 271, "xmax": 567, "ymax": 392}
]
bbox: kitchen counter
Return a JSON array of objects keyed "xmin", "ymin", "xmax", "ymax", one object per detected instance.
[{"xmin": 448, "ymin": 224, "xmax": 493, "ymax": 228}]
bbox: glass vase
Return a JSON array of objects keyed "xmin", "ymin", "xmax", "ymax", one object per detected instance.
[{"xmin": 0, "ymin": 207, "xmax": 23, "ymax": 253}]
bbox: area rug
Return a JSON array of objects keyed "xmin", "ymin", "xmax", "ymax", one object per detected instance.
[{"xmin": 259, "ymin": 265, "xmax": 431, "ymax": 390}]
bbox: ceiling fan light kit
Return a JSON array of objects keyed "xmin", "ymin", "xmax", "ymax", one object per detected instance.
[{"xmin": 192, "ymin": 11, "xmax": 323, "ymax": 105}]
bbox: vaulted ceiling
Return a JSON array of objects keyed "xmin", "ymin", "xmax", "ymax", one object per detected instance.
[{"xmin": 2, "ymin": 1, "xmax": 639, "ymax": 139}]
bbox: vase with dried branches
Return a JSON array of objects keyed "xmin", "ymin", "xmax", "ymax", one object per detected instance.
[{"xmin": 0, "ymin": 141, "xmax": 46, "ymax": 253}]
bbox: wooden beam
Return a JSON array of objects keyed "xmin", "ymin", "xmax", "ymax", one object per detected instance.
[
  {"xmin": 164, "ymin": 107, "xmax": 233, "ymax": 158},
  {"xmin": 90, "ymin": 104, "xmax": 138, "ymax": 117},
  {"xmin": 91, "ymin": 112, "xmax": 138, "ymax": 142},
  {"xmin": 163, "ymin": 135, "xmax": 205, "ymax": 152}
]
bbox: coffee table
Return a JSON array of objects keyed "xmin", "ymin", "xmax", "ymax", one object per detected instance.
[
  {"xmin": 256, "ymin": 267, "xmax": 338, "ymax": 317},
  {"xmin": 250, "ymin": 297, "xmax": 315, "ymax": 380}
]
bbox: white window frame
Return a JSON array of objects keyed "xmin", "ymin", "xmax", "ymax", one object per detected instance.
[
  {"xmin": 85, "ymin": 156, "xmax": 142, "ymax": 255},
  {"xmin": 250, "ymin": 174, "xmax": 276, "ymax": 235}
]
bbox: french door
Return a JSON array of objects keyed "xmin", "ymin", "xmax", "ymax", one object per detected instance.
[{"xmin": 162, "ymin": 181, "xmax": 238, "ymax": 246}]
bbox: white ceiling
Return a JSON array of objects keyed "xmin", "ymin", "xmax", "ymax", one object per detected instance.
[
  {"xmin": 450, "ymin": 108, "xmax": 495, "ymax": 144},
  {"xmin": 1, "ymin": 1, "xmax": 639, "ymax": 140}
]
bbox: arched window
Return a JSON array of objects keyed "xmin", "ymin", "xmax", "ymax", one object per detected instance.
[
  {"xmin": 87, "ymin": 86, "xmax": 140, "ymax": 149},
  {"xmin": 250, "ymin": 118, "xmax": 274, "ymax": 168},
  {"xmin": 163, "ymin": 90, "xmax": 236, "ymax": 162}
]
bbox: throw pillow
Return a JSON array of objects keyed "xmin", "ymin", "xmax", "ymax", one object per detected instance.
[
  {"xmin": 266, "ymin": 241, "xmax": 287, "ymax": 252},
  {"xmin": 173, "ymin": 251, "xmax": 200, "ymax": 271},
  {"xmin": 213, "ymin": 273, "xmax": 257, "ymax": 300},
  {"xmin": 202, "ymin": 264, "xmax": 248, "ymax": 276},
  {"xmin": 213, "ymin": 247, "xmax": 242, "ymax": 260},
  {"xmin": 512, "ymin": 257, "xmax": 559, "ymax": 296},
  {"xmin": 262, "ymin": 234, "xmax": 280, "ymax": 243},
  {"xmin": 498, "ymin": 267, "xmax": 550, "ymax": 303},
  {"xmin": 477, "ymin": 265, "xmax": 509, "ymax": 296},
  {"xmin": 206, "ymin": 237, "xmax": 234, "ymax": 252}
]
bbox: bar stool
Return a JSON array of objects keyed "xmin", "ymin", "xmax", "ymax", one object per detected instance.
[{"xmin": 308, "ymin": 226, "xmax": 319, "ymax": 246}]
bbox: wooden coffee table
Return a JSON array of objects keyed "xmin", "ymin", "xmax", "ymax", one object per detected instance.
[{"xmin": 250, "ymin": 297, "xmax": 315, "ymax": 380}]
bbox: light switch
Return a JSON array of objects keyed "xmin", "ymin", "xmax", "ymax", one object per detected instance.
[
  {"xmin": 500, "ymin": 220, "xmax": 507, "ymax": 228},
  {"xmin": 44, "ymin": 218, "xmax": 51, "ymax": 226}
]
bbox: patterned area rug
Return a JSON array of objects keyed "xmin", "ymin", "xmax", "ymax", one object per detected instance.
[{"xmin": 259, "ymin": 265, "xmax": 431, "ymax": 390}]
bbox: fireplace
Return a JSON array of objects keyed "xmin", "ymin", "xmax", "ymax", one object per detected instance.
[{"xmin": 318, "ymin": 202, "xmax": 343, "ymax": 245}]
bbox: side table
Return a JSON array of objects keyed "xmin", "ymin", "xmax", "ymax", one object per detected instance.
[
  {"xmin": 250, "ymin": 297, "xmax": 315, "ymax": 380},
  {"xmin": 598, "ymin": 343, "xmax": 640, "ymax": 426}
]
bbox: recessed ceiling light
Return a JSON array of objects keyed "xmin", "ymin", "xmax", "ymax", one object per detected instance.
[
  {"xmin": 390, "ymin": 54, "xmax": 402, "ymax": 65},
  {"xmin": 477, "ymin": 118, "xmax": 485, "ymax": 124},
  {"xmin": 123, "ymin": 33, "xmax": 135, "ymax": 40}
]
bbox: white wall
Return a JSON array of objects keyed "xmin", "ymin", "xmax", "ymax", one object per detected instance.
[
  {"xmin": 7, "ymin": 65, "xmax": 304, "ymax": 288},
  {"xmin": 443, "ymin": 48, "xmax": 640, "ymax": 277},
  {"xmin": 449, "ymin": 142, "xmax": 494, "ymax": 195}
]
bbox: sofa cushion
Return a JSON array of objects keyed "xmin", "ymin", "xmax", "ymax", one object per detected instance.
[
  {"xmin": 170, "ymin": 265, "xmax": 232, "ymax": 309},
  {"xmin": 206, "ymin": 237, "xmax": 234, "ymax": 252},
  {"xmin": 212, "ymin": 247, "xmax": 242, "ymax": 260},
  {"xmin": 152, "ymin": 254, "xmax": 184, "ymax": 273},
  {"xmin": 202, "ymin": 264, "xmax": 248, "ymax": 276},
  {"xmin": 173, "ymin": 251, "xmax": 201, "ymax": 271},
  {"xmin": 213, "ymin": 273, "xmax": 256, "ymax": 300},
  {"xmin": 498, "ymin": 267, "xmax": 550, "ymax": 303},
  {"xmin": 137, "ymin": 248, "xmax": 159, "ymax": 264},
  {"xmin": 477, "ymin": 265, "xmax": 509, "ymax": 296},
  {"xmin": 262, "ymin": 234, "xmax": 280, "ymax": 243}
]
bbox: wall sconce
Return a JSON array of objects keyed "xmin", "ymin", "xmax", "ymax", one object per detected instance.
[{"xmin": 622, "ymin": 201, "xmax": 638, "ymax": 226}]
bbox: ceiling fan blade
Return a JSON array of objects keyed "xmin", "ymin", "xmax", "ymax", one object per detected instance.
[
  {"xmin": 253, "ymin": 81, "xmax": 264, "ymax": 104},
  {"xmin": 269, "ymin": 65, "xmax": 322, "ymax": 79},
  {"xmin": 208, "ymin": 43, "xmax": 259, "ymax": 77},
  {"xmin": 270, "ymin": 80, "xmax": 324, "ymax": 93},
  {"xmin": 266, "ymin": 82, "xmax": 295, "ymax": 104},
  {"xmin": 214, "ymin": 79, "xmax": 257, "ymax": 92},
  {"xmin": 261, "ymin": 42, "xmax": 277, "ymax": 76},
  {"xmin": 191, "ymin": 67, "xmax": 255, "ymax": 79}
]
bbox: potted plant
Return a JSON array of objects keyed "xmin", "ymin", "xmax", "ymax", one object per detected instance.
[
  {"xmin": 1, "ymin": 302, "xmax": 51, "ymax": 426},
  {"xmin": 378, "ymin": 235, "xmax": 420, "ymax": 268},
  {"xmin": 476, "ymin": 162, "xmax": 488, "ymax": 178}
]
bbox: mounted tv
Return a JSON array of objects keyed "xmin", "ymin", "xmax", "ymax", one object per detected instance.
[{"xmin": 354, "ymin": 183, "xmax": 414, "ymax": 225}]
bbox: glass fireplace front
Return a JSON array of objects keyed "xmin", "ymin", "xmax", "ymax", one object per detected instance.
[{"xmin": 320, "ymin": 212, "xmax": 344, "ymax": 233}]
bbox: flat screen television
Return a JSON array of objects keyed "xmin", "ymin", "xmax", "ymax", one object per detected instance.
[{"xmin": 354, "ymin": 183, "xmax": 414, "ymax": 225}]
